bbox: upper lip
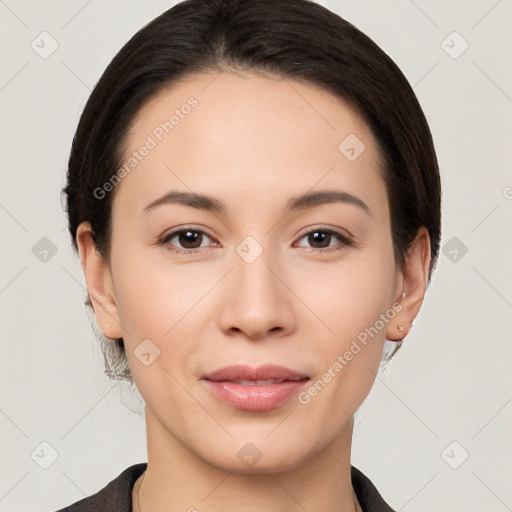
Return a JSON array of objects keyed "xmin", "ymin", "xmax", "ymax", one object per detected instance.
[{"xmin": 202, "ymin": 364, "xmax": 309, "ymax": 382}]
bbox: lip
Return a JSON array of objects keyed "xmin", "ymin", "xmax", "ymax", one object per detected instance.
[
  {"xmin": 202, "ymin": 364, "xmax": 308, "ymax": 382},
  {"xmin": 201, "ymin": 364, "xmax": 310, "ymax": 411}
]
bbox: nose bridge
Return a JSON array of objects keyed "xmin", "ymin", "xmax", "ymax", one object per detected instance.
[
  {"xmin": 218, "ymin": 233, "xmax": 293, "ymax": 338},
  {"xmin": 234, "ymin": 233, "xmax": 281, "ymax": 301},
  {"xmin": 234, "ymin": 236, "xmax": 279, "ymax": 290}
]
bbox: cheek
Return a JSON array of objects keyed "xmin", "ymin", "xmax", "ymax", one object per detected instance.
[
  {"xmin": 112, "ymin": 248, "xmax": 203, "ymax": 335},
  {"xmin": 297, "ymin": 245, "xmax": 397, "ymax": 393},
  {"xmin": 110, "ymin": 247, "xmax": 218, "ymax": 388},
  {"xmin": 300, "ymin": 247, "xmax": 397, "ymax": 335}
]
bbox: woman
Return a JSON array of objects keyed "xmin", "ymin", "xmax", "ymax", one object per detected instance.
[{"xmin": 58, "ymin": 0, "xmax": 441, "ymax": 510}]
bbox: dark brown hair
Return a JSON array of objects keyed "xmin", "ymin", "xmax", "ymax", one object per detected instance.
[{"xmin": 63, "ymin": 0, "xmax": 442, "ymax": 382}]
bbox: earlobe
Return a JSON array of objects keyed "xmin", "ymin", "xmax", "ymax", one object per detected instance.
[
  {"xmin": 76, "ymin": 222, "xmax": 123, "ymax": 339},
  {"xmin": 386, "ymin": 227, "xmax": 431, "ymax": 342}
]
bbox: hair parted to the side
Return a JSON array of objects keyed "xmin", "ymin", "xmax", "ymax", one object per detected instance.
[{"xmin": 62, "ymin": 0, "xmax": 442, "ymax": 384}]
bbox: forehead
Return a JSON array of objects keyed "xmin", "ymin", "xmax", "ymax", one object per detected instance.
[{"xmin": 114, "ymin": 70, "xmax": 386, "ymax": 217}]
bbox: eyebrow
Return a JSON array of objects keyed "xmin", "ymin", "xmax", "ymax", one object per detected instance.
[{"xmin": 142, "ymin": 189, "xmax": 370, "ymax": 216}]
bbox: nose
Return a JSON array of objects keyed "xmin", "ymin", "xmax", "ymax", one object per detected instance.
[{"xmin": 217, "ymin": 241, "xmax": 296, "ymax": 341}]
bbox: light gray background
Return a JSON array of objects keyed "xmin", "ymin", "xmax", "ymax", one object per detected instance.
[{"xmin": 1, "ymin": 1, "xmax": 511, "ymax": 511}]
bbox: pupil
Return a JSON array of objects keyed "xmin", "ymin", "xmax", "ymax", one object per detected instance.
[
  {"xmin": 181, "ymin": 230, "xmax": 200, "ymax": 248},
  {"xmin": 310, "ymin": 231, "xmax": 329, "ymax": 248}
]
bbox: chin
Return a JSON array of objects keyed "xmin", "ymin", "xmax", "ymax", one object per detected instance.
[{"xmin": 195, "ymin": 437, "xmax": 311, "ymax": 475}]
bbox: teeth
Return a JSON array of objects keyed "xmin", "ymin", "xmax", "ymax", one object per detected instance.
[{"xmin": 233, "ymin": 379, "xmax": 284, "ymax": 386}]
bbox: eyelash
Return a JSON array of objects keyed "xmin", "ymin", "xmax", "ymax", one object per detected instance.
[{"xmin": 158, "ymin": 226, "xmax": 354, "ymax": 255}]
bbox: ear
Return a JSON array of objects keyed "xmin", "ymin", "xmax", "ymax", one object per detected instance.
[
  {"xmin": 76, "ymin": 222, "xmax": 123, "ymax": 339},
  {"xmin": 386, "ymin": 226, "xmax": 431, "ymax": 342}
]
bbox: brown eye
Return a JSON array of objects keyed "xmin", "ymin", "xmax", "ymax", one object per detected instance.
[
  {"xmin": 308, "ymin": 231, "xmax": 332, "ymax": 249},
  {"xmin": 176, "ymin": 230, "xmax": 203, "ymax": 249},
  {"xmin": 295, "ymin": 228, "xmax": 352, "ymax": 252},
  {"xmin": 161, "ymin": 229, "xmax": 214, "ymax": 253}
]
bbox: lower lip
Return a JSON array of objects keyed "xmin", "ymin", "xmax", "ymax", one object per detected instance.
[{"xmin": 202, "ymin": 379, "xmax": 310, "ymax": 411}]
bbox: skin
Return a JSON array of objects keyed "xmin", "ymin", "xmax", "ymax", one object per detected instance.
[{"xmin": 76, "ymin": 69, "xmax": 431, "ymax": 512}]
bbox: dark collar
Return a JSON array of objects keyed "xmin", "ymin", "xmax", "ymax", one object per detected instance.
[{"xmin": 55, "ymin": 462, "xmax": 396, "ymax": 511}]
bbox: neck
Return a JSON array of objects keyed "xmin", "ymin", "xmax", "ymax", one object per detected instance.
[{"xmin": 133, "ymin": 407, "xmax": 360, "ymax": 512}]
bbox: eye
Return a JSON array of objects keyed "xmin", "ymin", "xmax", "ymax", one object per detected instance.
[
  {"xmin": 159, "ymin": 226, "xmax": 353, "ymax": 255},
  {"xmin": 160, "ymin": 228, "xmax": 217, "ymax": 254},
  {"xmin": 294, "ymin": 228, "xmax": 353, "ymax": 253}
]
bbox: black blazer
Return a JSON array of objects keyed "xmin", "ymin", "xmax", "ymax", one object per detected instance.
[{"xmin": 54, "ymin": 463, "xmax": 396, "ymax": 511}]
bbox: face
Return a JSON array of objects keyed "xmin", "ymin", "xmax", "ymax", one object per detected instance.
[{"xmin": 83, "ymin": 70, "xmax": 408, "ymax": 472}]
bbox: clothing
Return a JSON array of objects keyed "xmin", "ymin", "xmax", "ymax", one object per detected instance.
[{"xmin": 54, "ymin": 462, "xmax": 396, "ymax": 511}]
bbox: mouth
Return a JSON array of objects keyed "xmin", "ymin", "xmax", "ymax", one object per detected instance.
[
  {"xmin": 223, "ymin": 378, "xmax": 301, "ymax": 386},
  {"xmin": 201, "ymin": 364, "xmax": 310, "ymax": 411},
  {"xmin": 202, "ymin": 363, "xmax": 309, "ymax": 382}
]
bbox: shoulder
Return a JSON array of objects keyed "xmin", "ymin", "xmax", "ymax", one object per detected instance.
[
  {"xmin": 351, "ymin": 465, "xmax": 396, "ymax": 512},
  {"xmin": 53, "ymin": 463, "xmax": 147, "ymax": 512}
]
